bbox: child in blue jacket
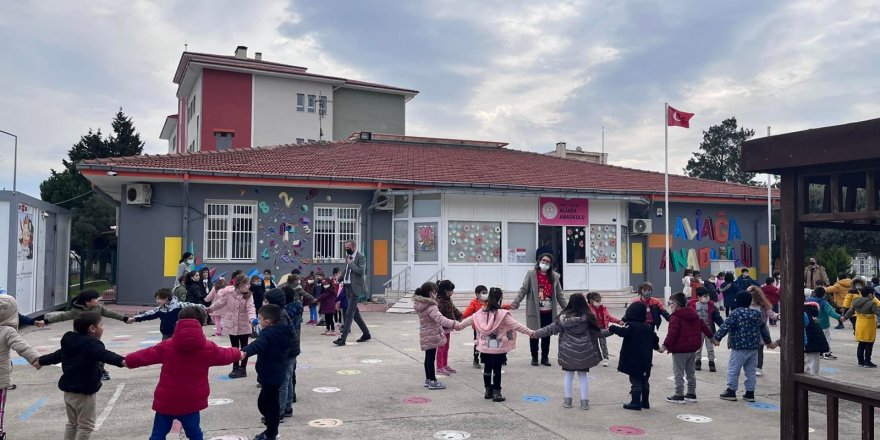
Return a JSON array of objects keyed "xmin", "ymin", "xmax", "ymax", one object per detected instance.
[
  {"xmin": 713, "ymin": 291, "xmax": 776, "ymax": 402},
  {"xmin": 130, "ymin": 288, "xmax": 204, "ymax": 340}
]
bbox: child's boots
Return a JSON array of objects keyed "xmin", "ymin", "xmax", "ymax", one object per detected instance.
[
  {"xmin": 708, "ymin": 361, "xmax": 717, "ymax": 372},
  {"xmin": 484, "ymin": 387, "xmax": 493, "ymax": 399},
  {"xmin": 492, "ymin": 389, "xmax": 506, "ymax": 402},
  {"xmin": 623, "ymin": 392, "xmax": 641, "ymax": 411},
  {"xmin": 695, "ymin": 360, "xmax": 701, "ymax": 371},
  {"xmin": 641, "ymin": 390, "xmax": 650, "ymax": 409}
]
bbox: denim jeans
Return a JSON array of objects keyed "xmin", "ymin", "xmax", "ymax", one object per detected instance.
[
  {"xmin": 727, "ymin": 349, "xmax": 759, "ymax": 392},
  {"xmin": 149, "ymin": 412, "xmax": 202, "ymax": 440},
  {"xmin": 278, "ymin": 357, "xmax": 297, "ymax": 415}
]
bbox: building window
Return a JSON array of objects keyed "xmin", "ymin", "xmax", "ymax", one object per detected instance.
[
  {"xmin": 393, "ymin": 220, "xmax": 408, "ymax": 262},
  {"xmin": 296, "ymin": 93, "xmax": 304, "ymax": 112},
  {"xmin": 313, "ymin": 205, "xmax": 360, "ymax": 261},
  {"xmin": 448, "ymin": 221, "xmax": 501, "ymax": 263},
  {"xmin": 319, "ymin": 95, "xmax": 327, "ymax": 115},
  {"xmin": 188, "ymin": 141, "xmax": 196, "ymax": 153},
  {"xmin": 204, "ymin": 201, "xmax": 257, "ymax": 262},
  {"xmin": 296, "ymin": 138, "xmax": 305, "ymax": 144},
  {"xmin": 507, "ymin": 222, "xmax": 536, "ymax": 263},
  {"xmin": 307, "ymin": 139, "xmax": 315, "ymax": 143},
  {"xmin": 589, "ymin": 224, "xmax": 618, "ymax": 264},
  {"xmin": 170, "ymin": 135, "xmax": 177, "ymax": 153},
  {"xmin": 187, "ymin": 95, "xmax": 196, "ymax": 122},
  {"xmin": 413, "ymin": 194, "xmax": 441, "ymax": 217},
  {"xmin": 214, "ymin": 131, "xmax": 234, "ymax": 150},
  {"xmin": 307, "ymin": 94, "xmax": 316, "ymax": 113}
]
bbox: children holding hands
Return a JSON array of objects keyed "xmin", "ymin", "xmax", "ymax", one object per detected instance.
[{"xmin": 659, "ymin": 293, "xmax": 715, "ymax": 404}]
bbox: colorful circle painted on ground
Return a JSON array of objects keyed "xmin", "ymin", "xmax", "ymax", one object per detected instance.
[
  {"xmin": 207, "ymin": 398, "xmax": 233, "ymax": 406},
  {"xmin": 313, "ymin": 387, "xmax": 341, "ymax": 393},
  {"xmin": 522, "ymin": 395, "xmax": 550, "ymax": 403},
  {"xmin": 361, "ymin": 359, "xmax": 383, "ymax": 364},
  {"xmin": 403, "ymin": 396, "xmax": 431, "ymax": 404},
  {"xmin": 208, "ymin": 436, "xmax": 248, "ymax": 440},
  {"xmin": 748, "ymin": 402, "xmax": 779, "ymax": 411},
  {"xmin": 308, "ymin": 418, "xmax": 343, "ymax": 427},
  {"xmin": 11, "ymin": 358, "xmax": 28, "ymax": 366},
  {"xmin": 337, "ymin": 369, "xmax": 361, "ymax": 375},
  {"xmin": 820, "ymin": 367, "xmax": 839, "ymax": 374},
  {"xmin": 677, "ymin": 414, "xmax": 712, "ymax": 423},
  {"xmin": 434, "ymin": 431, "xmax": 471, "ymax": 440},
  {"xmin": 609, "ymin": 426, "xmax": 646, "ymax": 435}
]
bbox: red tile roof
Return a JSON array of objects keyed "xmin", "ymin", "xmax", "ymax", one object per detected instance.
[
  {"xmin": 174, "ymin": 52, "xmax": 419, "ymax": 95},
  {"xmin": 80, "ymin": 139, "xmax": 776, "ymax": 200}
]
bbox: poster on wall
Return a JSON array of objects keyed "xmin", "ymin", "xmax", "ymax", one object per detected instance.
[
  {"xmin": 18, "ymin": 205, "xmax": 34, "ymax": 260},
  {"xmin": 16, "ymin": 204, "xmax": 37, "ymax": 312},
  {"xmin": 539, "ymin": 197, "xmax": 589, "ymax": 226}
]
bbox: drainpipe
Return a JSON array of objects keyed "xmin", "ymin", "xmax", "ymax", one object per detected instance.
[{"xmin": 182, "ymin": 172, "xmax": 190, "ymax": 249}]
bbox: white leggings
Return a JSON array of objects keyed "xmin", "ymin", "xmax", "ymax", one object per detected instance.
[{"xmin": 564, "ymin": 371, "xmax": 589, "ymax": 400}]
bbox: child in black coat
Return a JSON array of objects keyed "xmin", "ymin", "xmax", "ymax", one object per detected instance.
[
  {"xmin": 242, "ymin": 304, "xmax": 294, "ymax": 440},
  {"xmin": 605, "ymin": 302, "xmax": 660, "ymax": 411}
]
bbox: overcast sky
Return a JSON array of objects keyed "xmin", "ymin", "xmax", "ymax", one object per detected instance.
[{"xmin": 1, "ymin": 1, "xmax": 878, "ymax": 196}]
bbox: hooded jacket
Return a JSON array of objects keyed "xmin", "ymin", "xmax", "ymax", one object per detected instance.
[
  {"xmin": 713, "ymin": 292, "xmax": 772, "ymax": 350},
  {"xmin": 133, "ymin": 298, "xmax": 203, "ymax": 337},
  {"xmin": 316, "ymin": 287, "xmax": 338, "ymax": 315},
  {"xmin": 455, "ymin": 308, "xmax": 532, "ymax": 354},
  {"xmin": 606, "ymin": 302, "xmax": 659, "ymax": 377},
  {"xmin": 842, "ymin": 296, "xmax": 880, "ymax": 343},
  {"xmin": 805, "ymin": 296, "xmax": 841, "ymax": 329},
  {"xmin": 0, "ymin": 294, "xmax": 40, "ymax": 388},
  {"xmin": 663, "ymin": 306, "xmax": 713, "ymax": 353},
  {"xmin": 38, "ymin": 331, "xmax": 125, "ymax": 395},
  {"xmin": 803, "ymin": 312, "xmax": 829, "ymax": 353},
  {"xmin": 125, "ymin": 319, "xmax": 241, "ymax": 415},
  {"xmin": 266, "ymin": 289, "xmax": 301, "ymax": 359},
  {"xmin": 242, "ymin": 323, "xmax": 294, "ymax": 386},
  {"xmin": 206, "ymin": 286, "xmax": 256, "ymax": 336},
  {"xmin": 826, "ymin": 278, "xmax": 853, "ymax": 308},
  {"xmin": 534, "ymin": 314, "xmax": 603, "ymax": 371},
  {"xmin": 413, "ymin": 295, "xmax": 456, "ymax": 351}
]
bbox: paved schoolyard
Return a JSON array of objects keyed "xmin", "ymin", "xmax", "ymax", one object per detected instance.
[{"xmin": 6, "ymin": 306, "xmax": 879, "ymax": 439}]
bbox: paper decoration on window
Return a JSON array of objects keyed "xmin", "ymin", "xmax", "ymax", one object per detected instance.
[
  {"xmin": 448, "ymin": 221, "xmax": 501, "ymax": 263},
  {"xmin": 418, "ymin": 224, "xmax": 436, "ymax": 251},
  {"xmin": 590, "ymin": 225, "xmax": 618, "ymax": 264}
]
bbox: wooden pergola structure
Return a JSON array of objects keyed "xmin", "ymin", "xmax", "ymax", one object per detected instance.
[{"xmin": 743, "ymin": 117, "xmax": 880, "ymax": 439}]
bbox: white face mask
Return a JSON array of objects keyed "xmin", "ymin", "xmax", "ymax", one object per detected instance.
[
  {"xmin": 539, "ymin": 263, "xmax": 550, "ymax": 272},
  {"xmin": 479, "ymin": 293, "xmax": 489, "ymax": 301},
  {"xmin": 186, "ymin": 259, "xmax": 194, "ymax": 265}
]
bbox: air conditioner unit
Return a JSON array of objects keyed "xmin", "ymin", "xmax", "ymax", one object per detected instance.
[
  {"xmin": 372, "ymin": 190, "xmax": 394, "ymax": 211},
  {"xmin": 630, "ymin": 218, "xmax": 652, "ymax": 234},
  {"xmin": 126, "ymin": 183, "xmax": 152, "ymax": 206}
]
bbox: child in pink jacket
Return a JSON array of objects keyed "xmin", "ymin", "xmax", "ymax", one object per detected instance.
[
  {"xmin": 455, "ymin": 287, "xmax": 534, "ymax": 402},
  {"xmin": 413, "ymin": 282, "xmax": 456, "ymax": 390},
  {"xmin": 588, "ymin": 292, "xmax": 621, "ymax": 367},
  {"xmin": 206, "ymin": 274, "xmax": 256, "ymax": 379},
  {"xmin": 204, "ymin": 278, "xmax": 227, "ymax": 336}
]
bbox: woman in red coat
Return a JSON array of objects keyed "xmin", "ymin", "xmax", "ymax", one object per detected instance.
[{"xmin": 125, "ymin": 307, "xmax": 242, "ymax": 439}]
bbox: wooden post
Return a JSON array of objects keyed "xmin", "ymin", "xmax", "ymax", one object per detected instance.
[
  {"xmin": 862, "ymin": 404, "xmax": 874, "ymax": 440},
  {"xmin": 827, "ymin": 395, "xmax": 839, "ymax": 440},
  {"xmin": 781, "ymin": 169, "xmax": 806, "ymax": 439},
  {"xmin": 866, "ymin": 171, "xmax": 877, "ymax": 213}
]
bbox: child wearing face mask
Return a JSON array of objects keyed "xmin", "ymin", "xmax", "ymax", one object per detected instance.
[
  {"xmin": 687, "ymin": 287, "xmax": 724, "ymax": 372},
  {"xmin": 463, "ymin": 286, "xmax": 511, "ymax": 368},
  {"xmin": 588, "ymin": 292, "xmax": 621, "ymax": 367},
  {"xmin": 660, "ymin": 293, "xmax": 715, "ymax": 404},
  {"xmin": 413, "ymin": 282, "xmax": 457, "ymax": 390},
  {"xmin": 316, "ymin": 278, "xmax": 338, "ymax": 336},
  {"xmin": 630, "ymin": 282, "xmax": 669, "ymax": 331}
]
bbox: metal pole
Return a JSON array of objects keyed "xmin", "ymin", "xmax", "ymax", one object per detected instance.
[
  {"xmin": 0, "ymin": 130, "xmax": 17, "ymax": 194},
  {"xmin": 664, "ymin": 103, "xmax": 671, "ymax": 303},
  {"xmin": 767, "ymin": 126, "xmax": 772, "ymax": 278},
  {"xmin": 601, "ymin": 125, "xmax": 605, "ymax": 163}
]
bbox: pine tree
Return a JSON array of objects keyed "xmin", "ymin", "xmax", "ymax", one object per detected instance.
[
  {"xmin": 685, "ymin": 117, "xmax": 757, "ymax": 185},
  {"xmin": 107, "ymin": 108, "xmax": 144, "ymax": 157}
]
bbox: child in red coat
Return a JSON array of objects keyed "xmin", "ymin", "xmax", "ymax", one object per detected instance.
[
  {"xmin": 588, "ymin": 292, "xmax": 621, "ymax": 367},
  {"xmin": 124, "ymin": 306, "xmax": 243, "ymax": 439}
]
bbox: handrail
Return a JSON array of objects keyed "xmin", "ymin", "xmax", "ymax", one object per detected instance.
[
  {"xmin": 382, "ymin": 266, "xmax": 411, "ymax": 292},
  {"xmin": 426, "ymin": 267, "xmax": 445, "ymax": 283}
]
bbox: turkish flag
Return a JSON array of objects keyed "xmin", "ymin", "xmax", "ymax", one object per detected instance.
[{"xmin": 667, "ymin": 106, "xmax": 694, "ymax": 128}]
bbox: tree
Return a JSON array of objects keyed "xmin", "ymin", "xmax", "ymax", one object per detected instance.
[
  {"xmin": 815, "ymin": 246, "xmax": 855, "ymax": 283},
  {"xmin": 106, "ymin": 108, "xmax": 144, "ymax": 157},
  {"xmin": 685, "ymin": 117, "xmax": 757, "ymax": 185}
]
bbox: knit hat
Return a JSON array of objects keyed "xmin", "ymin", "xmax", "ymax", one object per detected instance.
[
  {"xmin": 734, "ymin": 290, "xmax": 752, "ymax": 309},
  {"xmin": 537, "ymin": 253, "xmax": 554, "ymax": 263},
  {"xmin": 622, "ymin": 301, "xmax": 647, "ymax": 323}
]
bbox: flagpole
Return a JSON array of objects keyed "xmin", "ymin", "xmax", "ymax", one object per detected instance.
[
  {"xmin": 767, "ymin": 126, "xmax": 772, "ymax": 279},
  {"xmin": 664, "ymin": 103, "xmax": 671, "ymax": 303}
]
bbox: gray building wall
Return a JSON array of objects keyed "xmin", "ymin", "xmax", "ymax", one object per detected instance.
[
  {"xmin": 116, "ymin": 182, "xmax": 391, "ymax": 304},
  {"xmin": 332, "ymin": 88, "xmax": 405, "ymax": 138},
  {"xmin": 629, "ymin": 201, "xmax": 771, "ymax": 293}
]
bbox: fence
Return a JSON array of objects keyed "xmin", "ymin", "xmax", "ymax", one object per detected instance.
[{"xmin": 68, "ymin": 249, "xmax": 117, "ymax": 299}]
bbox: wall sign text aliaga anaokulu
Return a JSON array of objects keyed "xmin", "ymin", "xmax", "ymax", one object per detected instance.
[{"xmin": 660, "ymin": 211, "xmax": 755, "ymax": 272}]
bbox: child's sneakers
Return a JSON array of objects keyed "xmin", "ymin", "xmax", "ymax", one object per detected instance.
[
  {"xmin": 719, "ymin": 389, "xmax": 738, "ymax": 401},
  {"xmin": 101, "ymin": 370, "xmax": 111, "ymax": 381},
  {"xmin": 580, "ymin": 399, "xmax": 590, "ymax": 410},
  {"xmin": 708, "ymin": 361, "xmax": 717, "ymax": 372},
  {"xmin": 743, "ymin": 391, "xmax": 756, "ymax": 402},
  {"xmin": 685, "ymin": 394, "xmax": 698, "ymax": 403},
  {"xmin": 821, "ymin": 352, "xmax": 838, "ymax": 360},
  {"xmin": 666, "ymin": 394, "xmax": 686, "ymax": 404},
  {"xmin": 426, "ymin": 380, "xmax": 446, "ymax": 390},
  {"xmin": 472, "ymin": 358, "xmax": 481, "ymax": 369},
  {"xmin": 864, "ymin": 361, "xmax": 878, "ymax": 368},
  {"xmin": 755, "ymin": 368, "xmax": 764, "ymax": 376},
  {"xmin": 445, "ymin": 366, "xmax": 457, "ymax": 373},
  {"xmin": 563, "ymin": 397, "xmax": 573, "ymax": 408},
  {"xmin": 602, "ymin": 359, "xmax": 609, "ymax": 367}
]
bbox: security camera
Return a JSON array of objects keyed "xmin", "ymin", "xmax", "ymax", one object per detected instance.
[
  {"xmin": 106, "ymin": 171, "xmax": 118, "ymax": 176},
  {"xmin": 656, "ymin": 208, "xmax": 664, "ymax": 217}
]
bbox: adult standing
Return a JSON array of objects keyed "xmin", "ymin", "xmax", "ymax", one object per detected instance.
[
  {"xmin": 334, "ymin": 240, "xmax": 372, "ymax": 346},
  {"xmin": 173, "ymin": 252, "xmax": 194, "ymax": 289},
  {"xmin": 512, "ymin": 253, "xmax": 567, "ymax": 366},
  {"xmin": 804, "ymin": 257, "xmax": 829, "ymax": 290}
]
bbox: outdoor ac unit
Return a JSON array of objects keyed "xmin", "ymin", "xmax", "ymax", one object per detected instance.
[
  {"xmin": 630, "ymin": 219, "xmax": 652, "ymax": 234},
  {"xmin": 126, "ymin": 183, "xmax": 152, "ymax": 206},
  {"xmin": 372, "ymin": 190, "xmax": 394, "ymax": 211}
]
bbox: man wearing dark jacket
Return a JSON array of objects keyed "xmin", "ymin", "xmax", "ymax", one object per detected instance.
[
  {"xmin": 242, "ymin": 304, "xmax": 294, "ymax": 440},
  {"xmin": 661, "ymin": 293, "xmax": 714, "ymax": 404},
  {"xmin": 36, "ymin": 312, "xmax": 126, "ymax": 440}
]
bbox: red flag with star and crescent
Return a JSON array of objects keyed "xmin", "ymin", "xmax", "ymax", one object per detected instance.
[{"xmin": 667, "ymin": 106, "xmax": 694, "ymax": 128}]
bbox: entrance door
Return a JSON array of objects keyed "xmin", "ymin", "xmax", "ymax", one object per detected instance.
[{"xmin": 537, "ymin": 226, "xmax": 563, "ymax": 286}]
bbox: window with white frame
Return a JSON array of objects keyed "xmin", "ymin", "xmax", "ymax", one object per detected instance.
[
  {"xmin": 296, "ymin": 93, "xmax": 305, "ymax": 112},
  {"xmin": 204, "ymin": 201, "xmax": 257, "ymax": 262},
  {"xmin": 307, "ymin": 94, "xmax": 316, "ymax": 113},
  {"xmin": 313, "ymin": 205, "xmax": 360, "ymax": 261}
]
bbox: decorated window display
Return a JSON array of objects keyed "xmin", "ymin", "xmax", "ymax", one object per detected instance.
[
  {"xmin": 448, "ymin": 221, "xmax": 502, "ymax": 263},
  {"xmin": 566, "ymin": 226, "xmax": 587, "ymax": 263},
  {"xmin": 589, "ymin": 224, "xmax": 618, "ymax": 264}
]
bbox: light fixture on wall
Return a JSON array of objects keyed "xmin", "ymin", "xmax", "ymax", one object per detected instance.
[{"xmin": 656, "ymin": 207, "xmax": 664, "ymax": 217}]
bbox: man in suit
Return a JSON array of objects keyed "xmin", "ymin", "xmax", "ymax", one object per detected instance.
[{"xmin": 334, "ymin": 240, "xmax": 372, "ymax": 346}]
